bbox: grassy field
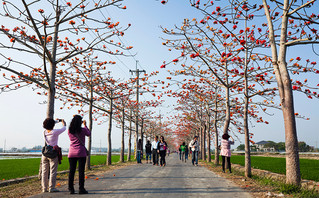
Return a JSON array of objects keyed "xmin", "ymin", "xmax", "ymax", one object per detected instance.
[
  {"xmin": 212, "ymin": 155, "xmax": 319, "ymax": 182},
  {"xmin": 0, "ymin": 155, "xmax": 128, "ymax": 181}
]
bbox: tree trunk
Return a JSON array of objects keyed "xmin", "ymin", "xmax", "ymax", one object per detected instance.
[
  {"xmin": 206, "ymin": 120, "xmax": 211, "ymax": 162},
  {"xmin": 46, "ymin": 63, "xmax": 56, "ymax": 119},
  {"xmin": 199, "ymin": 126, "xmax": 202, "ymax": 160},
  {"xmin": 202, "ymin": 123, "xmax": 206, "ymax": 160},
  {"xmin": 107, "ymin": 98, "xmax": 113, "ymax": 166},
  {"xmin": 214, "ymin": 96, "xmax": 219, "ymax": 165},
  {"xmin": 85, "ymin": 85, "xmax": 94, "ymax": 170},
  {"xmin": 127, "ymin": 109, "xmax": 132, "ymax": 161},
  {"xmin": 120, "ymin": 108, "xmax": 125, "ymax": 163},
  {"xmin": 263, "ymin": 0, "xmax": 300, "ymax": 185},
  {"xmin": 140, "ymin": 119, "xmax": 144, "ymax": 158},
  {"xmin": 243, "ymin": 21, "xmax": 251, "ymax": 177}
]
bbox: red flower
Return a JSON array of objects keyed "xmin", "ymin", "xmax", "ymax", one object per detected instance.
[
  {"xmin": 161, "ymin": 0, "xmax": 166, "ymax": 4},
  {"xmin": 240, "ymin": 40, "xmax": 246, "ymax": 45},
  {"xmin": 296, "ymin": 57, "xmax": 301, "ymax": 61},
  {"xmin": 160, "ymin": 64, "xmax": 166, "ymax": 68},
  {"xmin": 69, "ymin": 20, "xmax": 75, "ymax": 25},
  {"xmin": 233, "ymin": 25, "xmax": 237, "ymax": 29},
  {"xmin": 66, "ymin": 2, "xmax": 71, "ymax": 6},
  {"xmin": 172, "ymin": 59, "xmax": 178, "ymax": 62},
  {"xmin": 38, "ymin": 9, "xmax": 44, "ymax": 13},
  {"xmin": 216, "ymin": 6, "xmax": 221, "ymax": 11},
  {"xmin": 292, "ymin": 86, "xmax": 298, "ymax": 90}
]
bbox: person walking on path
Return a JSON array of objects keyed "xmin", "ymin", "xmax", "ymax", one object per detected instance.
[
  {"xmin": 68, "ymin": 115, "xmax": 91, "ymax": 194},
  {"xmin": 220, "ymin": 133, "xmax": 234, "ymax": 173},
  {"xmin": 189, "ymin": 136, "xmax": 199, "ymax": 166},
  {"xmin": 145, "ymin": 140, "xmax": 152, "ymax": 164},
  {"xmin": 185, "ymin": 145, "xmax": 189, "ymax": 161},
  {"xmin": 180, "ymin": 142, "xmax": 186, "ymax": 162},
  {"xmin": 157, "ymin": 136, "xmax": 168, "ymax": 166},
  {"xmin": 137, "ymin": 139, "xmax": 143, "ymax": 164},
  {"xmin": 41, "ymin": 118, "xmax": 66, "ymax": 193},
  {"xmin": 179, "ymin": 145, "xmax": 182, "ymax": 160},
  {"xmin": 151, "ymin": 136, "xmax": 159, "ymax": 165}
]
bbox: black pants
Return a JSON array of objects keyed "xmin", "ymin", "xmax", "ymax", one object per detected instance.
[
  {"xmin": 159, "ymin": 150, "xmax": 166, "ymax": 166},
  {"xmin": 152, "ymin": 149, "xmax": 158, "ymax": 165},
  {"xmin": 68, "ymin": 157, "xmax": 86, "ymax": 190},
  {"xmin": 222, "ymin": 156, "xmax": 231, "ymax": 172}
]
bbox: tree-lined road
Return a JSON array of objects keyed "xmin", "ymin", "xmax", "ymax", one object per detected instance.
[{"xmin": 30, "ymin": 155, "xmax": 251, "ymax": 198}]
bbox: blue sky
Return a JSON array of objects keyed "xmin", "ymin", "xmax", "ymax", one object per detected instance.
[{"xmin": 0, "ymin": 0, "xmax": 318, "ymax": 151}]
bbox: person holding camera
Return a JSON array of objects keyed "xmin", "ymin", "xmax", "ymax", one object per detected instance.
[
  {"xmin": 41, "ymin": 118, "xmax": 66, "ymax": 193},
  {"xmin": 220, "ymin": 133, "xmax": 234, "ymax": 173},
  {"xmin": 68, "ymin": 115, "xmax": 91, "ymax": 194}
]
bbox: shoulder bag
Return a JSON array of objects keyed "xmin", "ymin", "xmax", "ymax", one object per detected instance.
[{"xmin": 42, "ymin": 131, "xmax": 58, "ymax": 159}]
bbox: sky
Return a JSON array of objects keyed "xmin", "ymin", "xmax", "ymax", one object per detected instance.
[{"xmin": 0, "ymin": 0, "xmax": 318, "ymax": 151}]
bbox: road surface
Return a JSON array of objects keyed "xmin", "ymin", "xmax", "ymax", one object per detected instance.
[{"xmin": 30, "ymin": 154, "xmax": 251, "ymax": 198}]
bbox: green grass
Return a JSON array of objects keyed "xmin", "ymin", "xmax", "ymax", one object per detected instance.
[
  {"xmin": 0, "ymin": 155, "xmax": 129, "ymax": 180},
  {"xmin": 212, "ymin": 155, "xmax": 319, "ymax": 182}
]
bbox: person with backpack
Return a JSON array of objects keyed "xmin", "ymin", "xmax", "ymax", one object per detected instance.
[{"xmin": 145, "ymin": 140, "xmax": 152, "ymax": 164}]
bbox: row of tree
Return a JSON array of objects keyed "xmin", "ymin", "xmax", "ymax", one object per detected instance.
[
  {"xmin": 160, "ymin": 0, "xmax": 319, "ymax": 186},
  {"xmin": 0, "ymin": 0, "xmax": 173, "ymax": 171}
]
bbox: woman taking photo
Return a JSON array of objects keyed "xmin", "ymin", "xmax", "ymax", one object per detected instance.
[
  {"xmin": 220, "ymin": 133, "xmax": 234, "ymax": 173},
  {"xmin": 41, "ymin": 118, "xmax": 66, "ymax": 193},
  {"xmin": 157, "ymin": 136, "xmax": 168, "ymax": 167},
  {"xmin": 68, "ymin": 115, "xmax": 91, "ymax": 194}
]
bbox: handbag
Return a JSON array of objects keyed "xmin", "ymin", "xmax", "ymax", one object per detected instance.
[
  {"xmin": 42, "ymin": 131, "xmax": 58, "ymax": 159},
  {"xmin": 74, "ymin": 133, "xmax": 89, "ymax": 155}
]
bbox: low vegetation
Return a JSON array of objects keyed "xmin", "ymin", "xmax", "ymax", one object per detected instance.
[
  {"xmin": 212, "ymin": 155, "xmax": 319, "ymax": 182},
  {"xmin": 0, "ymin": 155, "xmax": 125, "ymax": 180}
]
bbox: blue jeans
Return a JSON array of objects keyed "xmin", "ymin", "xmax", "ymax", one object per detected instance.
[
  {"xmin": 137, "ymin": 150, "xmax": 141, "ymax": 163},
  {"xmin": 146, "ymin": 153, "xmax": 151, "ymax": 160},
  {"xmin": 192, "ymin": 151, "xmax": 198, "ymax": 165}
]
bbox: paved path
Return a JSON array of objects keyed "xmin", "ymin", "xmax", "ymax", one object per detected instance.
[{"xmin": 30, "ymin": 154, "xmax": 251, "ymax": 198}]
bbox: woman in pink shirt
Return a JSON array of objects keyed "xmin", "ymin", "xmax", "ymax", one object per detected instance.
[
  {"xmin": 68, "ymin": 115, "xmax": 91, "ymax": 194},
  {"xmin": 220, "ymin": 133, "xmax": 234, "ymax": 173},
  {"xmin": 41, "ymin": 118, "xmax": 66, "ymax": 193}
]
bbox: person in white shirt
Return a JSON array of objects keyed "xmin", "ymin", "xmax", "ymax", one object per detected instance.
[
  {"xmin": 189, "ymin": 136, "xmax": 199, "ymax": 166},
  {"xmin": 151, "ymin": 136, "xmax": 159, "ymax": 165}
]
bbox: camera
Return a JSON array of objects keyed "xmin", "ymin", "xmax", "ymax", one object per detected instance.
[{"xmin": 55, "ymin": 119, "xmax": 63, "ymax": 123}]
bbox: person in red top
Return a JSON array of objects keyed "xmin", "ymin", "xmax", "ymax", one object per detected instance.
[{"xmin": 68, "ymin": 115, "xmax": 91, "ymax": 194}]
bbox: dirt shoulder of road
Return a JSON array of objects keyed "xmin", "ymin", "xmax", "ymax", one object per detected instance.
[
  {"xmin": 200, "ymin": 161, "xmax": 293, "ymax": 198},
  {"xmin": 0, "ymin": 161, "xmax": 136, "ymax": 198}
]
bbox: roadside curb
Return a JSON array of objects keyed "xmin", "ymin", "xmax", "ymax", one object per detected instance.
[
  {"xmin": 0, "ymin": 170, "xmax": 69, "ymax": 187},
  {"xmin": 232, "ymin": 164, "xmax": 319, "ymax": 192}
]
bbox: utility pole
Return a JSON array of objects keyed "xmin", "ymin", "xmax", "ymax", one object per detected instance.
[{"xmin": 129, "ymin": 61, "xmax": 145, "ymax": 158}]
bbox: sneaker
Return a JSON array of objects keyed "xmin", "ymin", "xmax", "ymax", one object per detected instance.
[
  {"xmin": 49, "ymin": 188, "xmax": 59, "ymax": 193},
  {"xmin": 42, "ymin": 189, "xmax": 48, "ymax": 193},
  {"xmin": 195, "ymin": 164, "xmax": 198, "ymax": 166}
]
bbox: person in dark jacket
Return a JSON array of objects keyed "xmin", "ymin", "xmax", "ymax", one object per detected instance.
[
  {"xmin": 145, "ymin": 140, "xmax": 152, "ymax": 164},
  {"xmin": 137, "ymin": 139, "xmax": 142, "ymax": 164}
]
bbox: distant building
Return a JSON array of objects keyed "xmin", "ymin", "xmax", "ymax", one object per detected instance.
[{"xmin": 254, "ymin": 141, "xmax": 275, "ymax": 152}]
